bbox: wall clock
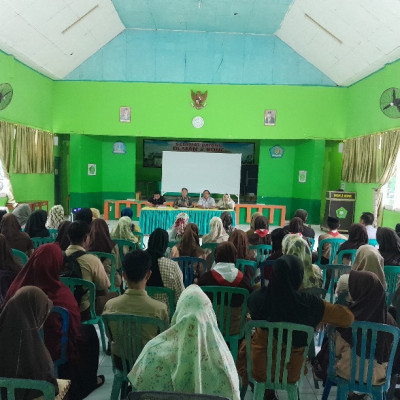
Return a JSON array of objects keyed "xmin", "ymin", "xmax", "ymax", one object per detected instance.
[{"xmin": 192, "ymin": 116, "xmax": 204, "ymax": 128}]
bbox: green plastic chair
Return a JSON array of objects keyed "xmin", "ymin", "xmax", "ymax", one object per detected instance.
[
  {"xmin": 316, "ymin": 238, "xmax": 346, "ymax": 266},
  {"xmin": 249, "ymin": 244, "xmax": 272, "ymax": 264},
  {"xmin": 305, "ymin": 237, "xmax": 315, "ymax": 251},
  {"xmin": 0, "ymin": 378, "xmax": 56, "ymax": 400},
  {"xmin": 134, "ymin": 232, "xmax": 144, "ymax": 249},
  {"xmin": 102, "ymin": 313, "xmax": 168, "ymax": 400},
  {"xmin": 201, "ymin": 242, "xmax": 219, "ymax": 264},
  {"xmin": 88, "ymin": 251, "xmax": 120, "ymax": 294},
  {"xmin": 241, "ymin": 321, "xmax": 314, "ymax": 400},
  {"xmin": 337, "ymin": 249, "xmax": 357, "ymax": 265},
  {"xmin": 48, "ymin": 229, "xmax": 58, "ymax": 240},
  {"xmin": 322, "ymin": 322, "xmax": 400, "ymax": 400},
  {"xmin": 60, "ymin": 277, "xmax": 107, "ymax": 352},
  {"xmin": 31, "ymin": 237, "xmax": 55, "ymax": 249},
  {"xmin": 384, "ymin": 265, "xmax": 400, "ymax": 306},
  {"xmin": 369, "ymin": 238, "xmax": 379, "ymax": 248},
  {"xmin": 235, "ymin": 259, "xmax": 258, "ymax": 285},
  {"xmin": 128, "ymin": 392, "xmax": 230, "ymax": 399},
  {"xmin": 320, "ymin": 264, "xmax": 351, "ymax": 303},
  {"xmin": 146, "ymin": 286, "xmax": 175, "ymax": 320},
  {"xmin": 172, "ymin": 257, "xmax": 207, "ymax": 287},
  {"xmin": 11, "ymin": 248, "xmax": 28, "ymax": 266},
  {"xmin": 200, "ymin": 286, "xmax": 249, "ymax": 361},
  {"xmin": 114, "ymin": 238, "xmax": 137, "ymax": 261}
]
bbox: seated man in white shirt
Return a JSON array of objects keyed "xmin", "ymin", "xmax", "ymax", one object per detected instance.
[
  {"xmin": 197, "ymin": 190, "xmax": 216, "ymax": 209},
  {"xmin": 360, "ymin": 211, "xmax": 377, "ymax": 240}
]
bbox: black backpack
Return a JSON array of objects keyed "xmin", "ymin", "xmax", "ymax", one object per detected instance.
[{"xmin": 61, "ymin": 250, "xmax": 87, "ymax": 305}]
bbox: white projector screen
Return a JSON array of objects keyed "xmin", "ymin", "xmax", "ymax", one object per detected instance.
[{"xmin": 161, "ymin": 151, "xmax": 241, "ymax": 199}]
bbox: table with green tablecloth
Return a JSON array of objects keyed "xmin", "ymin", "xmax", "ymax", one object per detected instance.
[{"xmin": 139, "ymin": 207, "xmax": 236, "ymax": 235}]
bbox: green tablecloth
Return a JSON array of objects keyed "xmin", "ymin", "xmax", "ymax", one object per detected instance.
[{"xmin": 139, "ymin": 207, "xmax": 236, "ymax": 235}]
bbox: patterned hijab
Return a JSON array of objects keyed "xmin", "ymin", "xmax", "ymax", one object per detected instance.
[
  {"xmin": 12, "ymin": 204, "xmax": 31, "ymax": 227},
  {"xmin": 202, "ymin": 217, "xmax": 228, "ymax": 244},
  {"xmin": 352, "ymin": 244, "xmax": 387, "ymax": 290},
  {"xmin": 128, "ymin": 285, "xmax": 240, "ymax": 399},
  {"xmin": 282, "ymin": 234, "xmax": 322, "ymax": 288},
  {"xmin": 45, "ymin": 205, "xmax": 64, "ymax": 229},
  {"xmin": 170, "ymin": 213, "xmax": 189, "ymax": 240},
  {"xmin": 111, "ymin": 216, "xmax": 138, "ymax": 243},
  {"xmin": 220, "ymin": 211, "xmax": 235, "ymax": 235}
]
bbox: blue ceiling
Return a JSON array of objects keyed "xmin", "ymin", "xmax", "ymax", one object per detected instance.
[{"xmin": 112, "ymin": 0, "xmax": 293, "ymax": 34}]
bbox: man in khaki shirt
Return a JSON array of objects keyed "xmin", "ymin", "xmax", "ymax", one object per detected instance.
[
  {"xmin": 103, "ymin": 250, "xmax": 168, "ymax": 366},
  {"xmin": 65, "ymin": 220, "xmax": 110, "ymax": 317}
]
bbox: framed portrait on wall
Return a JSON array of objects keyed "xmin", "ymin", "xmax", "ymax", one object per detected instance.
[
  {"xmin": 119, "ymin": 106, "xmax": 131, "ymax": 123},
  {"xmin": 264, "ymin": 109, "xmax": 276, "ymax": 126}
]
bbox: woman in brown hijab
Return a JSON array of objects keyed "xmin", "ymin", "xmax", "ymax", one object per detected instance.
[
  {"xmin": 55, "ymin": 221, "xmax": 72, "ymax": 251},
  {"xmin": 0, "ymin": 234, "xmax": 21, "ymax": 274},
  {"xmin": 228, "ymin": 229, "xmax": 254, "ymax": 260},
  {"xmin": 246, "ymin": 212, "xmax": 262, "ymax": 238},
  {"xmin": 87, "ymin": 218, "xmax": 121, "ymax": 288},
  {"xmin": 171, "ymin": 223, "xmax": 207, "ymax": 259},
  {"xmin": 0, "ymin": 286, "xmax": 59, "ymax": 400},
  {"xmin": 0, "ymin": 213, "xmax": 34, "ymax": 255}
]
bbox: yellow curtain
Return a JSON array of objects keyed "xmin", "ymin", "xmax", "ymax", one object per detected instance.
[
  {"xmin": 36, "ymin": 130, "xmax": 54, "ymax": 173},
  {"xmin": 0, "ymin": 120, "xmax": 14, "ymax": 172},
  {"xmin": 342, "ymin": 135, "xmax": 380, "ymax": 183}
]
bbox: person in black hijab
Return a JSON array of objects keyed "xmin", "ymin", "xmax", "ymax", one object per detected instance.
[
  {"xmin": 237, "ymin": 255, "xmax": 353, "ymax": 398},
  {"xmin": 261, "ymin": 227, "xmax": 289, "ymax": 279},
  {"xmin": 146, "ymin": 228, "xmax": 185, "ymax": 306},
  {"xmin": 75, "ymin": 208, "xmax": 93, "ymax": 225},
  {"xmin": 377, "ymin": 227, "xmax": 400, "ymax": 266},
  {"xmin": 336, "ymin": 223, "xmax": 368, "ymax": 263},
  {"xmin": 55, "ymin": 221, "xmax": 72, "ymax": 251},
  {"xmin": 24, "ymin": 210, "xmax": 49, "ymax": 238}
]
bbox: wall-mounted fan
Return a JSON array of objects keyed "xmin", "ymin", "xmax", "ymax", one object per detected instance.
[
  {"xmin": 380, "ymin": 87, "xmax": 400, "ymax": 118},
  {"xmin": 0, "ymin": 83, "xmax": 13, "ymax": 111}
]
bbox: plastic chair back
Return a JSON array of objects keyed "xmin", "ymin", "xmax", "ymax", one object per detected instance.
[
  {"xmin": 201, "ymin": 242, "xmax": 219, "ymax": 264},
  {"xmin": 319, "ymin": 264, "xmax": 351, "ymax": 303},
  {"xmin": 60, "ymin": 276, "xmax": 107, "ymax": 351},
  {"xmin": 368, "ymin": 239, "xmax": 379, "ymax": 248},
  {"xmin": 88, "ymin": 251, "xmax": 120, "ymax": 293},
  {"xmin": 235, "ymin": 259, "xmax": 258, "ymax": 285},
  {"xmin": 146, "ymin": 286, "xmax": 175, "ymax": 320},
  {"xmin": 200, "ymin": 286, "xmax": 249, "ymax": 361},
  {"xmin": 337, "ymin": 249, "xmax": 357, "ymax": 265},
  {"xmin": 384, "ymin": 265, "xmax": 400, "ymax": 306},
  {"xmin": 128, "ymin": 392, "xmax": 230, "ymax": 400},
  {"xmin": 48, "ymin": 229, "xmax": 58, "ymax": 240},
  {"xmin": 322, "ymin": 321, "xmax": 400, "ymax": 400},
  {"xmin": 114, "ymin": 238, "xmax": 137, "ymax": 262},
  {"xmin": 305, "ymin": 237, "xmax": 315, "ymax": 250},
  {"xmin": 172, "ymin": 257, "xmax": 207, "ymax": 287},
  {"xmin": 31, "ymin": 237, "xmax": 55, "ymax": 249},
  {"xmin": 50, "ymin": 306, "xmax": 69, "ymax": 375},
  {"xmin": 11, "ymin": 248, "xmax": 28, "ymax": 266},
  {"xmin": 317, "ymin": 238, "xmax": 346, "ymax": 266},
  {"xmin": 0, "ymin": 378, "xmax": 56, "ymax": 400},
  {"xmin": 134, "ymin": 232, "xmax": 144, "ymax": 249},
  {"xmin": 249, "ymin": 244, "xmax": 272, "ymax": 264},
  {"xmin": 102, "ymin": 313, "xmax": 168, "ymax": 400},
  {"xmin": 244, "ymin": 320, "xmax": 314, "ymax": 399}
]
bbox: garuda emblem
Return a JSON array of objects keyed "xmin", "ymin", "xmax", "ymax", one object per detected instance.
[{"xmin": 191, "ymin": 90, "xmax": 208, "ymax": 110}]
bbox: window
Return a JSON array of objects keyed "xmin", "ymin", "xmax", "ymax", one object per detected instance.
[{"xmin": 383, "ymin": 156, "xmax": 400, "ymax": 210}]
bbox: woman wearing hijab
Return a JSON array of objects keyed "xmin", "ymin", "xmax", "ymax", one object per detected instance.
[
  {"xmin": 128, "ymin": 285, "xmax": 241, "ymax": 399},
  {"xmin": 221, "ymin": 211, "xmax": 235, "ymax": 236},
  {"xmin": 246, "ymin": 212, "xmax": 262, "ymax": 238},
  {"xmin": 315, "ymin": 270, "xmax": 399, "ymax": 385},
  {"xmin": 336, "ymin": 244, "xmax": 387, "ymax": 296},
  {"xmin": 55, "ymin": 221, "xmax": 72, "ymax": 251},
  {"xmin": 170, "ymin": 223, "xmax": 207, "ymax": 260},
  {"xmin": 90, "ymin": 208, "xmax": 101, "ymax": 219},
  {"xmin": 248, "ymin": 215, "xmax": 272, "ymax": 246},
  {"xmin": 202, "ymin": 216, "xmax": 229, "ymax": 244},
  {"xmin": 0, "ymin": 286, "xmax": 60, "ymax": 400},
  {"xmin": 282, "ymin": 234, "xmax": 322, "ymax": 288},
  {"xmin": 229, "ymin": 229, "xmax": 254, "ymax": 260},
  {"xmin": 236, "ymin": 255, "xmax": 354, "ymax": 399},
  {"xmin": 377, "ymin": 227, "xmax": 400, "ymax": 266},
  {"xmin": 45, "ymin": 205, "xmax": 64, "ymax": 229},
  {"xmin": 88, "ymin": 218, "xmax": 122, "ymax": 288},
  {"xmin": 168, "ymin": 212, "xmax": 189, "ymax": 242},
  {"xmin": 198, "ymin": 242, "xmax": 254, "ymax": 334},
  {"xmin": 0, "ymin": 213, "xmax": 34, "ymax": 255},
  {"xmin": 120, "ymin": 207, "xmax": 142, "ymax": 236},
  {"xmin": 110, "ymin": 216, "xmax": 139, "ymax": 256},
  {"xmin": 3, "ymin": 244, "xmax": 104, "ymax": 399},
  {"xmin": 12, "ymin": 203, "xmax": 31, "ymax": 228},
  {"xmin": 217, "ymin": 193, "xmax": 235, "ymax": 210},
  {"xmin": 25, "ymin": 210, "xmax": 50, "ymax": 238},
  {"xmin": 336, "ymin": 223, "xmax": 368, "ymax": 264},
  {"xmin": 147, "ymin": 228, "xmax": 185, "ymax": 306},
  {"xmin": 0, "ymin": 233, "xmax": 22, "ymax": 273}
]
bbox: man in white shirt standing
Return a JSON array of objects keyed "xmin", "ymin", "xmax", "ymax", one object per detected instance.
[
  {"xmin": 197, "ymin": 190, "xmax": 216, "ymax": 209},
  {"xmin": 360, "ymin": 211, "xmax": 377, "ymax": 240}
]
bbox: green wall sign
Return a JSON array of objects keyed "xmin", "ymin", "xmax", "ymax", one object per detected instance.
[{"xmin": 269, "ymin": 145, "xmax": 284, "ymax": 158}]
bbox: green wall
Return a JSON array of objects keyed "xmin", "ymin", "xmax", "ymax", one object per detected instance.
[
  {"xmin": 69, "ymin": 134, "xmax": 136, "ymax": 210},
  {"xmin": 382, "ymin": 209, "xmax": 400, "ymax": 229}
]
